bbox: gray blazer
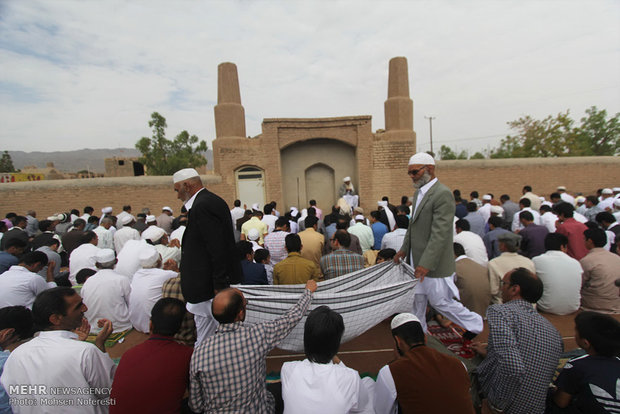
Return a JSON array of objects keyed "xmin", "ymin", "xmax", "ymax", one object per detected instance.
[{"xmin": 399, "ymin": 180, "xmax": 456, "ymax": 278}]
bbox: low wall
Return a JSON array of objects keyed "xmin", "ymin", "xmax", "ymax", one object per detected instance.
[{"xmin": 1, "ymin": 156, "xmax": 618, "ymax": 218}]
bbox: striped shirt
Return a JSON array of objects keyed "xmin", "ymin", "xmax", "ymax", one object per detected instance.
[
  {"xmin": 263, "ymin": 230, "xmax": 289, "ymax": 264},
  {"xmin": 320, "ymin": 248, "xmax": 365, "ymax": 280},
  {"xmin": 161, "ymin": 276, "xmax": 197, "ymax": 345},
  {"xmin": 188, "ymin": 289, "xmax": 313, "ymax": 413}
]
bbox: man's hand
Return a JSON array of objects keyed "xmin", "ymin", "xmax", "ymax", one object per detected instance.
[
  {"xmin": 73, "ymin": 317, "xmax": 91, "ymax": 341},
  {"xmin": 168, "ymin": 238, "xmax": 181, "ymax": 248},
  {"xmin": 393, "ymin": 250, "xmax": 406, "ymax": 263},
  {"xmin": 305, "ymin": 279, "xmax": 317, "ymax": 293},
  {"xmin": 471, "ymin": 341, "xmax": 488, "ymax": 358},
  {"xmin": 414, "ymin": 266, "xmax": 429, "ymax": 282},
  {"xmin": 163, "ymin": 259, "xmax": 179, "ymax": 272},
  {"xmin": 46, "ymin": 261, "xmax": 56, "ymax": 283},
  {"xmin": 94, "ymin": 319, "xmax": 113, "ymax": 353}
]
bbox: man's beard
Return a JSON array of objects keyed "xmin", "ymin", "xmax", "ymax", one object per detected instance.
[{"xmin": 413, "ymin": 171, "xmax": 431, "ymax": 189}]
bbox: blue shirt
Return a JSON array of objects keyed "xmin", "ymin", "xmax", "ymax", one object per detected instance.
[
  {"xmin": 0, "ymin": 349, "xmax": 11, "ymax": 414},
  {"xmin": 0, "ymin": 252, "xmax": 18, "ymax": 275},
  {"xmin": 371, "ymin": 222, "xmax": 388, "ymax": 250}
]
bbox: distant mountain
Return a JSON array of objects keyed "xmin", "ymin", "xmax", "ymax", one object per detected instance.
[{"xmin": 8, "ymin": 148, "xmax": 214, "ymax": 173}]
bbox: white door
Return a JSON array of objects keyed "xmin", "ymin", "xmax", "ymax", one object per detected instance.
[{"xmin": 236, "ymin": 167, "xmax": 265, "ymax": 209}]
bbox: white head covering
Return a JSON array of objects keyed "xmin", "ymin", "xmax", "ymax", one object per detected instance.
[
  {"xmin": 173, "ymin": 168, "xmax": 199, "ymax": 183},
  {"xmin": 378, "ymin": 201, "xmax": 396, "ymax": 231},
  {"xmin": 141, "ymin": 226, "xmax": 166, "ymax": 242},
  {"xmin": 575, "ymin": 196, "xmax": 586, "ymax": 204},
  {"xmin": 408, "ymin": 152, "xmax": 435, "ymax": 166},
  {"xmin": 290, "ymin": 207, "xmax": 299, "ymax": 216},
  {"xmin": 354, "ymin": 214, "xmax": 365, "ymax": 221},
  {"xmin": 248, "ymin": 228, "xmax": 260, "ymax": 241},
  {"xmin": 602, "ymin": 188, "xmax": 613, "ymax": 195},
  {"xmin": 251, "ymin": 203, "xmax": 260, "ymax": 211},
  {"xmin": 391, "ymin": 313, "xmax": 421, "ymax": 330},
  {"xmin": 139, "ymin": 246, "xmax": 160, "ymax": 268},
  {"xmin": 490, "ymin": 205, "xmax": 504, "ymax": 217},
  {"xmin": 482, "ymin": 194, "xmax": 492, "ymax": 201},
  {"xmin": 614, "ymin": 199, "xmax": 620, "ymax": 208},
  {"xmin": 343, "ymin": 176, "xmax": 351, "ymax": 182},
  {"xmin": 101, "ymin": 207, "xmax": 113, "ymax": 214},
  {"xmin": 162, "ymin": 206, "xmax": 173, "ymax": 213},
  {"xmin": 96, "ymin": 249, "xmax": 115, "ymax": 264},
  {"xmin": 146, "ymin": 215, "xmax": 157, "ymax": 223},
  {"xmin": 120, "ymin": 214, "xmax": 135, "ymax": 225}
]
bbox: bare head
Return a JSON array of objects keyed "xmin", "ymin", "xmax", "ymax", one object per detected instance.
[{"xmin": 212, "ymin": 288, "xmax": 246, "ymax": 324}]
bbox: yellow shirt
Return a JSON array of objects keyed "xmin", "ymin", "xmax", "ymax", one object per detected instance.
[
  {"xmin": 298, "ymin": 228, "xmax": 325, "ymax": 267},
  {"xmin": 273, "ymin": 252, "xmax": 321, "ymax": 285},
  {"xmin": 241, "ymin": 217, "xmax": 269, "ymax": 244}
]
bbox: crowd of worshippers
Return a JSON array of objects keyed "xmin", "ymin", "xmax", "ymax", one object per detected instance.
[{"xmin": 0, "ymin": 183, "xmax": 619, "ymax": 413}]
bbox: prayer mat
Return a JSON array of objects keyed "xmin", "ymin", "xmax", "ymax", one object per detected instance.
[
  {"xmin": 86, "ymin": 329, "xmax": 132, "ymax": 349},
  {"xmin": 427, "ymin": 321, "xmax": 475, "ymax": 359}
]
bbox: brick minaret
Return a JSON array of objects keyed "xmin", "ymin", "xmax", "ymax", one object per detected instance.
[
  {"xmin": 383, "ymin": 57, "xmax": 415, "ymax": 143},
  {"xmin": 214, "ymin": 62, "xmax": 246, "ymax": 138}
]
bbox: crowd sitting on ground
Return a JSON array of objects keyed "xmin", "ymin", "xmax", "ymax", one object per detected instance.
[{"xmin": 0, "ymin": 179, "xmax": 619, "ymax": 414}]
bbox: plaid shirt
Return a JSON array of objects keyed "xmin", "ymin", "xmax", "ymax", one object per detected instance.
[
  {"xmin": 189, "ymin": 289, "xmax": 313, "ymax": 413},
  {"xmin": 319, "ymin": 248, "xmax": 365, "ymax": 280},
  {"xmin": 161, "ymin": 276, "xmax": 197, "ymax": 345},
  {"xmin": 477, "ymin": 299, "xmax": 563, "ymax": 414},
  {"xmin": 263, "ymin": 230, "xmax": 289, "ymax": 264}
]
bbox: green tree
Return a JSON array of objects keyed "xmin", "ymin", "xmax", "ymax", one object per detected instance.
[
  {"xmin": 470, "ymin": 151, "xmax": 485, "ymax": 159},
  {"xmin": 572, "ymin": 106, "xmax": 620, "ymax": 156},
  {"xmin": 135, "ymin": 112, "xmax": 208, "ymax": 175},
  {"xmin": 438, "ymin": 145, "xmax": 457, "ymax": 160},
  {"xmin": 0, "ymin": 151, "xmax": 16, "ymax": 172}
]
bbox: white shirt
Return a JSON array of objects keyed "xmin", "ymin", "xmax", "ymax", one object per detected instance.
[
  {"xmin": 262, "ymin": 214, "xmax": 278, "ymax": 233},
  {"xmin": 115, "ymin": 239, "xmax": 148, "ymax": 280},
  {"xmin": 478, "ymin": 203, "xmax": 492, "ymax": 223},
  {"xmin": 599, "ymin": 197, "xmax": 614, "ymax": 211},
  {"xmin": 81, "ymin": 269, "xmax": 132, "ymax": 333},
  {"xmin": 348, "ymin": 222, "xmax": 375, "ymax": 252},
  {"xmin": 540, "ymin": 211, "xmax": 558, "ymax": 232},
  {"xmin": 93, "ymin": 226, "xmax": 114, "ymax": 250},
  {"xmin": 533, "ymin": 250, "xmax": 582, "ymax": 315},
  {"xmin": 453, "ymin": 231, "xmax": 489, "ymax": 266},
  {"xmin": 0, "ymin": 265, "xmax": 56, "ymax": 309},
  {"xmin": 560, "ymin": 193, "xmax": 575, "ymax": 205},
  {"xmin": 69, "ymin": 243, "xmax": 101, "ymax": 285},
  {"xmin": 381, "ymin": 228, "xmax": 407, "ymax": 251},
  {"xmin": 155, "ymin": 244, "xmax": 182, "ymax": 265},
  {"xmin": 375, "ymin": 365, "xmax": 398, "ymax": 414},
  {"xmin": 129, "ymin": 267, "xmax": 177, "ymax": 333},
  {"xmin": 184, "ymin": 187, "xmax": 205, "ymax": 211},
  {"xmin": 0, "ymin": 330, "xmax": 116, "ymax": 414},
  {"xmin": 281, "ymin": 359, "xmax": 374, "ymax": 414},
  {"xmin": 170, "ymin": 225, "xmax": 186, "ymax": 244},
  {"xmin": 113, "ymin": 226, "xmax": 140, "ymax": 253},
  {"xmin": 511, "ymin": 207, "xmax": 541, "ymax": 232},
  {"xmin": 230, "ymin": 206, "xmax": 245, "ymax": 226},
  {"xmin": 574, "ymin": 211, "xmax": 588, "ymax": 223}
]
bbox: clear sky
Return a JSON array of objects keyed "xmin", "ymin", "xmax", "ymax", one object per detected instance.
[{"xmin": 1, "ymin": 0, "xmax": 618, "ymax": 155}]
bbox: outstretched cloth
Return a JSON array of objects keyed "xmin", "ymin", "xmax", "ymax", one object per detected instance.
[{"xmin": 236, "ymin": 261, "xmax": 417, "ymax": 352}]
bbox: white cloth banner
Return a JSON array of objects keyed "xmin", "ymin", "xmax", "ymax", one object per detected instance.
[{"xmin": 236, "ymin": 261, "xmax": 417, "ymax": 352}]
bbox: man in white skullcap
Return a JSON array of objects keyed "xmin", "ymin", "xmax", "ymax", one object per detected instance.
[
  {"xmin": 157, "ymin": 206, "xmax": 175, "ymax": 234},
  {"xmin": 338, "ymin": 176, "xmax": 356, "ymax": 198},
  {"xmin": 172, "ymin": 168, "xmax": 242, "ymax": 341},
  {"xmin": 394, "ymin": 152, "xmax": 483, "ymax": 338},
  {"xmin": 142, "ymin": 225, "xmax": 182, "ymax": 264},
  {"xmin": 81, "ymin": 249, "xmax": 132, "ymax": 333},
  {"xmin": 599, "ymin": 188, "xmax": 615, "ymax": 211},
  {"xmin": 374, "ymin": 313, "xmax": 475, "ymax": 414},
  {"xmin": 478, "ymin": 194, "xmax": 493, "ymax": 223},
  {"xmin": 129, "ymin": 246, "xmax": 177, "ymax": 333},
  {"xmin": 93, "ymin": 217, "xmax": 114, "ymax": 250},
  {"xmin": 113, "ymin": 214, "xmax": 140, "ymax": 253}
]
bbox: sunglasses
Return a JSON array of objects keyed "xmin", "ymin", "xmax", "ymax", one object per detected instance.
[{"xmin": 407, "ymin": 166, "xmax": 426, "ymax": 176}]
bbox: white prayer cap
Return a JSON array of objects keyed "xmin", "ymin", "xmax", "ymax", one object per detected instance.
[
  {"xmin": 557, "ymin": 185, "xmax": 567, "ymax": 191},
  {"xmin": 47, "ymin": 213, "xmax": 66, "ymax": 222},
  {"xmin": 343, "ymin": 176, "xmax": 351, "ymax": 182},
  {"xmin": 490, "ymin": 205, "xmax": 504, "ymax": 217},
  {"xmin": 575, "ymin": 196, "xmax": 586, "ymax": 204},
  {"xmin": 96, "ymin": 248, "xmax": 116, "ymax": 264},
  {"xmin": 139, "ymin": 246, "xmax": 160, "ymax": 267},
  {"xmin": 353, "ymin": 206, "xmax": 364, "ymax": 214},
  {"xmin": 541, "ymin": 201, "xmax": 554, "ymax": 207},
  {"xmin": 102, "ymin": 207, "xmax": 113, "ymax": 214},
  {"xmin": 354, "ymin": 214, "xmax": 365, "ymax": 221},
  {"xmin": 539, "ymin": 196, "xmax": 546, "ymax": 202},
  {"xmin": 391, "ymin": 313, "xmax": 421, "ymax": 330},
  {"xmin": 290, "ymin": 207, "xmax": 299, "ymax": 216},
  {"xmin": 248, "ymin": 228, "xmax": 260, "ymax": 241},
  {"xmin": 120, "ymin": 214, "xmax": 134, "ymax": 225},
  {"xmin": 602, "ymin": 188, "xmax": 613, "ymax": 195},
  {"xmin": 173, "ymin": 168, "xmax": 199, "ymax": 184},
  {"xmin": 378, "ymin": 200, "xmax": 387, "ymax": 207},
  {"xmin": 482, "ymin": 194, "xmax": 492, "ymax": 201},
  {"xmin": 162, "ymin": 206, "xmax": 173, "ymax": 213},
  {"xmin": 251, "ymin": 203, "xmax": 260, "ymax": 211},
  {"xmin": 408, "ymin": 152, "xmax": 435, "ymax": 166},
  {"xmin": 146, "ymin": 215, "xmax": 157, "ymax": 223},
  {"xmin": 613, "ymin": 187, "xmax": 620, "ymax": 193},
  {"xmin": 614, "ymin": 199, "xmax": 620, "ymax": 207},
  {"xmin": 141, "ymin": 226, "xmax": 166, "ymax": 242}
]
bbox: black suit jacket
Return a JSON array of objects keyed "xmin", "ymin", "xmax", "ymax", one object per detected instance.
[{"xmin": 180, "ymin": 188, "xmax": 242, "ymax": 303}]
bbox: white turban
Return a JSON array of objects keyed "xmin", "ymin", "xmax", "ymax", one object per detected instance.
[
  {"xmin": 173, "ymin": 168, "xmax": 199, "ymax": 183},
  {"xmin": 378, "ymin": 201, "xmax": 396, "ymax": 231},
  {"xmin": 141, "ymin": 226, "xmax": 166, "ymax": 243},
  {"xmin": 139, "ymin": 246, "xmax": 161, "ymax": 268},
  {"xmin": 408, "ymin": 152, "xmax": 435, "ymax": 166}
]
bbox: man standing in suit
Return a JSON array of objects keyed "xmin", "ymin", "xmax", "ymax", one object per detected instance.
[
  {"xmin": 394, "ymin": 153, "xmax": 483, "ymax": 338},
  {"xmin": 173, "ymin": 168, "xmax": 242, "ymax": 341}
]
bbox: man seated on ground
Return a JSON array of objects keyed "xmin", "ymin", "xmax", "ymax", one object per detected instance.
[
  {"xmin": 129, "ymin": 246, "xmax": 178, "ymax": 333},
  {"xmin": 240, "ymin": 210, "xmax": 268, "ymax": 244},
  {"xmin": 113, "ymin": 214, "xmax": 140, "ymax": 253},
  {"xmin": 380, "ymin": 215, "xmax": 409, "ymax": 252},
  {"xmin": 517, "ymin": 210, "xmax": 548, "ymax": 258},
  {"xmin": 472, "ymin": 268, "xmax": 563, "ymax": 414},
  {"xmin": 453, "ymin": 243, "xmax": 491, "ymax": 318},
  {"xmin": 375, "ymin": 313, "xmax": 475, "ymax": 414},
  {"xmin": 375, "ymin": 248, "xmax": 396, "ymax": 264},
  {"xmin": 189, "ymin": 279, "xmax": 317, "ymax": 413},
  {"xmin": 273, "ymin": 234, "xmax": 321, "ymax": 285},
  {"xmin": 236, "ymin": 241, "xmax": 268, "ymax": 285},
  {"xmin": 81, "ymin": 249, "xmax": 132, "ymax": 334},
  {"xmin": 142, "ymin": 225, "xmax": 181, "ymax": 264},
  {"xmin": 1, "ymin": 287, "xmax": 115, "ymax": 412},
  {"xmin": 61, "ymin": 218, "xmax": 86, "ymax": 256},
  {"xmin": 580, "ymin": 228, "xmax": 620, "ymax": 314},
  {"xmin": 348, "ymin": 214, "xmax": 374, "ymax": 253},
  {"xmin": 487, "ymin": 232, "xmax": 536, "ymax": 304},
  {"xmin": 370, "ymin": 210, "xmax": 388, "ymax": 250},
  {"xmin": 596, "ymin": 211, "xmax": 619, "ymax": 253},
  {"xmin": 35, "ymin": 237, "xmax": 62, "ymax": 280},
  {"xmin": 254, "ymin": 248, "xmax": 273, "ymax": 285},
  {"xmin": 0, "ymin": 216, "xmax": 28, "ymax": 251},
  {"xmin": 281, "ymin": 306, "xmax": 374, "ymax": 413},
  {"xmin": 554, "ymin": 202, "xmax": 589, "ymax": 260},
  {"xmin": 320, "ymin": 230, "xmax": 365, "ymax": 279},
  {"xmin": 0, "ymin": 238, "xmax": 27, "ymax": 274},
  {"xmin": 263, "ymin": 217, "xmax": 290, "ymax": 265},
  {"xmin": 550, "ymin": 311, "xmax": 620, "ymax": 413},
  {"xmin": 0, "ymin": 251, "xmax": 56, "ymax": 309},
  {"xmin": 111, "ymin": 298, "xmax": 194, "ymax": 414},
  {"xmin": 511, "ymin": 197, "xmax": 541, "ymax": 232},
  {"xmin": 533, "ymin": 233, "xmax": 582, "ymax": 315},
  {"xmin": 298, "ymin": 216, "xmax": 324, "ymax": 267},
  {"xmin": 464, "ymin": 202, "xmax": 486, "ymax": 237},
  {"xmin": 483, "ymin": 216, "xmax": 510, "ymax": 260},
  {"xmin": 539, "ymin": 202, "xmax": 558, "ymax": 232},
  {"xmin": 69, "ymin": 231, "xmax": 101, "ymax": 284},
  {"xmin": 93, "ymin": 217, "xmax": 114, "ymax": 250},
  {"xmin": 454, "ymin": 219, "xmax": 488, "ymax": 266}
]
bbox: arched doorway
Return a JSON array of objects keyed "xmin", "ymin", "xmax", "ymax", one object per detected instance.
[
  {"xmin": 235, "ymin": 166, "xmax": 265, "ymax": 208},
  {"xmin": 305, "ymin": 163, "xmax": 334, "ymax": 214}
]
